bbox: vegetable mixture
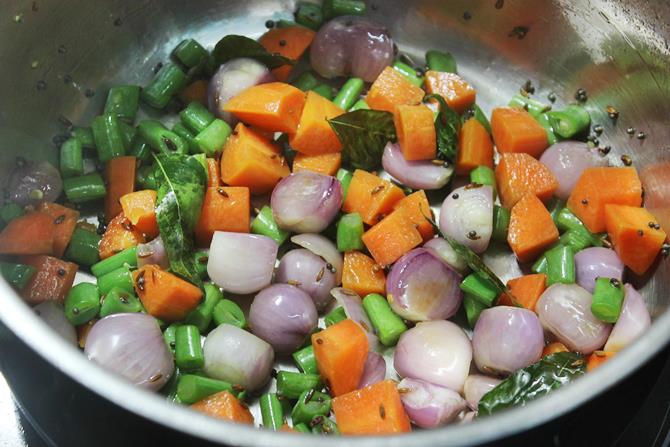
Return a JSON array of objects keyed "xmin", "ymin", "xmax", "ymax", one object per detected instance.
[{"xmin": 2, "ymin": 0, "xmax": 665, "ymax": 436}]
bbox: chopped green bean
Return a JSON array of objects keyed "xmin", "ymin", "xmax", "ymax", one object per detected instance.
[
  {"xmin": 425, "ymin": 50, "xmax": 457, "ymax": 73},
  {"xmin": 292, "ymin": 345, "xmax": 318, "ymax": 374},
  {"xmin": 177, "ymin": 374, "xmax": 240, "ymax": 404},
  {"xmin": 260, "ymin": 393, "xmax": 284, "ymax": 430},
  {"xmin": 392, "ymin": 61, "xmax": 423, "ymax": 87},
  {"xmin": 71, "ymin": 126, "xmax": 96, "ymax": 149},
  {"xmin": 508, "ymin": 94, "xmax": 552, "ymax": 118},
  {"xmin": 492, "ymin": 205, "xmax": 511, "ymax": 243},
  {"xmin": 141, "ymin": 63, "xmax": 187, "ymax": 109},
  {"xmin": 91, "ymin": 246, "xmax": 137, "ymax": 277},
  {"xmin": 335, "ymin": 168, "xmax": 353, "ymax": 198},
  {"xmin": 180, "ymin": 102, "xmax": 215, "ymax": 134},
  {"xmin": 277, "ymin": 371, "xmax": 322, "ymax": 399},
  {"xmin": 64, "ymin": 282, "xmax": 100, "ymax": 325},
  {"xmin": 333, "ymin": 78, "xmax": 365, "ymax": 110},
  {"xmin": 195, "ymin": 119, "xmax": 232, "ymax": 156},
  {"xmin": 91, "ymin": 114, "xmax": 126, "ymax": 162},
  {"xmin": 560, "ymin": 228, "xmax": 593, "ymax": 252},
  {"xmin": 0, "ymin": 262, "xmax": 35, "ymax": 290},
  {"xmin": 136, "ymin": 165, "xmax": 158, "ymax": 190},
  {"xmin": 545, "ymin": 244, "xmax": 575, "ymax": 286},
  {"xmin": 322, "ymin": 0, "xmax": 366, "ymax": 18},
  {"xmin": 60, "ymin": 138, "xmax": 84, "ymax": 179},
  {"xmin": 291, "ymin": 390, "xmax": 331, "ymax": 425},
  {"xmin": 292, "ymin": 71, "xmax": 320, "ymax": 92},
  {"xmin": 119, "ymin": 121, "xmax": 137, "ymax": 149},
  {"xmin": 175, "ymin": 325, "xmax": 204, "ymax": 370},
  {"xmin": 536, "ymin": 112, "xmax": 558, "ymax": 145},
  {"xmin": 546, "ymin": 198, "xmax": 566, "ymax": 226},
  {"xmin": 172, "ymin": 122, "xmax": 200, "ymax": 154},
  {"xmin": 172, "ymin": 39, "xmax": 208, "ymax": 68},
  {"xmin": 65, "ymin": 227, "xmax": 101, "ymax": 267},
  {"xmin": 532, "ymin": 254, "xmax": 548, "ymax": 274},
  {"xmin": 104, "ymin": 85, "xmax": 140, "ymax": 123},
  {"xmin": 212, "ymin": 299, "xmax": 246, "ymax": 329},
  {"xmin": 463, "ymin": 293, "xmax": 487, "ymax": 328},
  {"xmin": 185, "ymin": 283, "xmax": 221, "ymax": 333},
  {"xmin": 469, "ymin": 165, "xmax": 497, "ymax": 198},
  {"xmin": 362, "ymin": 293, "xmax": 408, "ymax": 346},
  {"xmin": 138, "ymin": 120, "xmax": 189, "ymax": 155},
  {"xmin": 97, "ymin": 265, "xmax": 134, "ymax": 295},
  {"xmin": 591, "ymin": 277, "xmax": 625, "ymax": 323},
  {"xmin": 311, "ymin": 417, "xmax": 340, "ymax": 435},
  {"xmin": 460, "ymin": 273, "xmax": 499, "ymax": 307},
  {"xmin": 295, "ymin": 2, "xmax": 323, "ymax": 30},
  {"xmin": 251, "ymin": 205, "xmax": 289, "ymax": 245},
  {"xmin": 324, "ymin": 306, "xmax": 347, "ymax": 327},
  {"xmin": 311, "ymin": 84, "xmax": 334, "ymax": 100},
  {"xmin": 63, "ymin": 174, "xmax": 106, "ymax": 203},
  {"xmin": 336, "ymin": 213, "xmax": 365, "ymax": 252},
  {"xmin": 349, "ymin": 99, "xmax": 369, "ymax": 111},
  {"xmin": 468, "ymin": 104, "xmax": 492, "ymax": 134},
  {"xmin": 164, "ymin": 323, "xmax": 181, "ymax": 354},
  {"xmin": 293, "ymin": 423, "xmax": 311, "ymax": 433},
  {"xmin": 547, "ymin": 105, "xmax": 591, "ymax": 139},
  {"xmin": 99, "ymin": 287, "xmax": 142, "ymax": 317}
]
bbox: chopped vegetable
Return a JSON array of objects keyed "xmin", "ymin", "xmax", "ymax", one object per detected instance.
[
  {"xmin": 0, "ymin": 211, "xmax": 55, "ymax": 256},
  {"xmin": 19, "ymin": 255, "xmax": 77, "ymax": 305},
  {"xmin": 63, "ymin": 174, "xmax": 107, "ymax": 204},
  {"xmin": 59, "ymin": 138, "xmax": 84, "ymax": 179},
  {"xmin": 366, "ymin": 66, "xmax": 425, "ymax": 113},
  {"xmin": 336, "ymin": 213, "xmax": 365, "ymax": 252},
  {"xmin": 185, "ymin": 283, "xmax": 223, "ymax": 333},
  {"xmin": 547, "ymin": 105, "xmax": 591, "ymax": 139},
  {"xmin": 98, "ymin": 212, "xmax": 145, "ymax": 260},
  {"xmin": 64, "ymin": 282, "xmax": 100, "ymax": 325},
  {"xmin": 0, "ymin": 262, "xmax": 36, "ymax": 290},
  {"xmin": 392, "ymin": 60, "xmax": 424, "ymax": 87},
  {"xmin": 393, "ymin": 191, "xmax": 435, "ymax": 242},
  {"xmin": 586, "ymin": 351, "xmax": 615, "ymax": 371},
  {"xmin": 212, "ymin": 34, "xmax": 293, "ymax": 69},
  {"xmin": 460, "ymin": 273, "xmax": 499, "ymax": 307},
  {"xmin": 591, "ymin": 277, "xmax": 625, "ymax": 323},
  {"xmin": 194, "ymin": 119, "xmax": 232, "ymax": 157},
  {"xmin": 141, "ymin": 63, "xmax": 187, "ymax": 109},
  {"xmin": 292, "ymin": 345, "xmax": 318, "ymax": 375},
  {"xmin": 132, "ymin": 264, "xmax": 203, "ymax": 322},
  {"xmin": 457, "ymin": 118, "xmax": 494, "ymax": 175},
  {"xmin": 343, "ymin": 170, "xmax": 405, "ymax": 226},
  {"xmin": 260, "ymin": 393, "xmax": 284, "ymax": 431},
  {"xmin": 492, "ymin": 205, "xmax": 511, "ymax": 243},
  {"xmin": 291, "ymin": 389, "xmax": 332, "ymax": 425},
  {"xmin": 495, "ymin": 152, "xmax": 558, "ymax": 209},
  {"xmin": 191, "ymin": 391, "xmax": 254, "ymax": 424},
  {"xmin": 38, "ymin": 202, "xmax": 79, "ymax": 258},
  {"xmin": 290, "ymin": 91, "xmax": 344, "ymax": 155},
  {"xmin": 120, "ymin": 190, "xmax": 159, "ymax": 239},
  {"xmin": 362, "ymin": 208, "xmax": 423, "ymax": 267},
  {"xmin": 424, "ymin": 71, "xmax": 476, "ymax": 114},
  {"xmin": 293, "ymin": 152, "xmax": 342, "ymax": 176},
  {"xmin": 212, "ymin": 298, "xmax": 247, "ymax": 329},
  {"xmin": 91, "ymin": 114, "xmax": 127, "ymax": 162},
  {"xmin": 425, "ymin": 49, "xmax": 457, "ymax": 73},
  {"xmin": 507, "ymin": 194, "xmax": 559, "ymax": 263},
  {"xmin": 99, "ymin": 287, "xmax": 143, "ymax": 317},
  {"xmin": 499, "ymin": 274, "xmax": 547, "ymax": 311},
  {"xmin": 362, "ymin": 293, "xmax": 407, "ymax": 346},
  {"xmin": 491, "ymin": 107, "xmax": 549, "ymax": 158},
  {"xmin": 175, "ymin": 325, "xmax": 205, "ymax": 370},
  {"xmin": 542, "ymin": 342, "xmax": 569, "ymax": 357},
  {"xmin": 177, "ymin": 374, "xmax": 240, "ymax": 405},
  {"xmin": 91, "ymin": 246, "xmax": 137, "ymax": 277},
  {"xmin": 333, "ymin": 78, "xmax": 365, "ymax": 110},
  {"xmin": 251, "ymin": 205, "xmax": 289, "ymax": 245},
  {"xmin": 194, "ymin": 186, "xmax": 250, "ymax": 247},
  {"xmin": 276, "ymin": 371, "xmax": 321, "ymax": 399},
  {"xmin": 393, "ymin": 104, "xmax": 436, "ymax": 161},
  {"xmin": 259, "ymin": 26, "xmax": 315, "ymax": 81},
  {"xmin": 545, "ymin": 244, "xmax": 576, "ymax": 286}
]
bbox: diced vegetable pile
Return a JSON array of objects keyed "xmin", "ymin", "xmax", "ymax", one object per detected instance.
[{"xmin": 1, "ymin": 0, "xmax": 666, "ymax": 436}]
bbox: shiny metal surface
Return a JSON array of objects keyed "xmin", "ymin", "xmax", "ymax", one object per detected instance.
[{"xmin": 0, "ymin": 0, "xmax": 669, "ymax": 445}]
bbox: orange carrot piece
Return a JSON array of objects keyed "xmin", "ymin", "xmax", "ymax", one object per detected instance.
[
  {"xmin": 393, "ymin": 190, "xmax": 435, "ymax": 242},
  {"xmin": 587, "ymin": 351, "xmax": 615, "ymax": 372},
  {"xmin": 332, "ymin": 380, "xmax": 412, "ymax": 435},
  {"xmin": 19, "ymin": 255, "xmax": 77, "ymax": 305},
  {"xmin": 312, "ymin": 319, "xmax": 369, "ymax": 397},
  {"xmin": 362, "ymin": 208, "xmax": 423, "ymax": 267},
  {"xmin": 220, "ymin": 123, "xmax": 290, "ymax": 194},
  {"xmin": 456, "ymin": 117, "xmax": 494, "ymax": 175},
  {"xmin": 98, "ymin": 212, "xmax": 145, "ymax": 260},
  {"xmin": 179, "ymin": 79, "xmax": 209, "ymax": 106},
  {"xmin": 259, "ymin": 26, "xmax": 316, "ymax": 82},
  {"xmin": 342, "ymin": 170, "xmax": 405, "ymax": 225},
  {"xmin": 504, "ymin": 273, "xmax": 547, "ymax": 311},
  {"xmin": 280, "ymin": 423, "xmax": 296, "ymax": 433},
  {"xmin": 567, "ymin": 167, "xmax": 643, "ymax": 233},
  {"xmin": 104, "ymin": 156, "xmax": 137, "ymax": 224},
  {"xmin": 37, "ymin": 203, "xmax": 80, "ymax": 258},
  {"xmin": 132, "ymin": 264, "xmax": 203, "ymax": 322},
  {"xmin": 292, "ymin": 152, "xmax": 342, "ymax": 176},
  {"xmin": 393, "ymin": 104, "xmax": 436, "ymax": 161},
  {"xmin": 191, "ymin": 391, "xmax": 254, "ymax": 424},
  {"xmin": 289, "ymin": 91, "xmax": 344, "ymax": 155},
  {"xmin": 491, "ymin": 107, "xmax": 548, "ymax": 158},
  {"xmin": 206, "ymin": 158, "xmax": 221, "ymax": 187},
  {"xmin": 0, "ymin": 211, "xmax": 55, "ymax": 256},
  {"xmin": 542, "ymin": 342, "xmax": 569, "ymax": 357},
  {"xmin": 507, "ymin": 194, "xmax": 559, "ymax": 263},
  {"xmin": 424, "ymin": 71, "xmax": 477, "ymax": 114},
  {"xmin": 119, "ymin": 190, "xmax": 159, "ymax": 239},
  {"xmin": 223, "ymin": 82, "xmax": 306, "ymax": 133},
  {"xmin": 195, "ymin": 186, "xmax": 250, "ymax": 247},
  {"xmin": 342, "ymin": 251, "xmax": 386, "ymax": 297},
  {"xmin": 366, "ymin": 67, "xmax": 425, "ymax": 113},
  {"xmin": 604, "ymin": 205, "xmax": 667, "ymax": 275},
  {"xmin": 495, "ymin": 152, "xmax": 559, "ymax": 209}
]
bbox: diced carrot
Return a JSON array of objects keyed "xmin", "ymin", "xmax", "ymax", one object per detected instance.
[
  {"xmin": 98, "ymin": 212, "xmax": 145, "ymax": 260},
  {"xmin": 342, "ymin": 170, "xmax": 405, "ymax": 225},
  {"xmin": 195, "ymin": 186, "xmax": 250, "ymax": 247},
  {"xmin": 424, "ymin": 71, "xmax": 476, "ymax": 114},
  {"xmin": 587, "ymin": 351, "xmax": 615, "ymax": 372},
  {"xmin": 190, "ymin": 391, "xmax": 254, "ymax": 424},
  {"xmin": 179, "ymin": 79, "xmax": 209, "ymax": 106},
  {"xmin": 19, "ymin": 255, "xmax": 77, "ymax": 305},
  {"xmin": 342, "ymin": 251, "xmax": 386, "ymax": 297},
  {"xmin": 503, "ymin": 273, "xmax": 547, "ymax": 311},
  {"xmin": 456, "ymin": 117, "xmax": 494, "ymax": 175},
  {"xmin": 393, "ymin": 190, "xmax": 434, "ymax": 242},
  {"xmin": 604, "ymin": 205, "xmax": 667, "ymax": 275},
  {"xmin": 491, "ymin": 107, "xmax": 548, "ymax": 158},
  {"xmin": 132, "ymin": 264, "xmax": 203, "ymax": 322},
  {"xmin": 288, "ymin": 91, "xmax": 344, "ymax": 155},
  {"xmin": 37, "ymin": 203, "xmax": 80, "ymax": 258},
  {"xmin": 362, "ymin": 208, "xmax": 423, "ymax": 267},
  {"xmin": 119, "ymin": 190, "xmax": 159, "ymax": 239},
  {"xmin": 292, "ymin": 152, "xmax": 342, "ymax": 176},
  {"xmin": 542, "ymin": 342, "xmax": 569, "ymax": 357},
  {"xmin": 312, "ymin": 319, "xmax": 369, "ymax": 396},
  {"xmin": 366, "ymin": 67, "xmax": 425, "ymax": 113},
  {"xmin": 393, "ymin": 104, "xmax": 436, "ymax": 161},
  {"xmin": 220, "ymin": 123, "xmax": 291, "ymax": 194},
  {"xmin": 507, "ymin": 194, "xmax": 559, "ymax": 263},
  {"xmin": 223, "ymin": 82, "xmax": 306, "ymax": 133},
  {"xmin": 332, "ymin": 380, "xmax": 412, "ymax": 435},
  {"xmin": 495, "ymin": 152, "xmax": 558, "ymax": 209},
  {"xmin": 0, "ymin": 211, "xmax": 55, "ymax": 256},
  {"xmin": 206, "ymin": 158, "xmax": 221, "ymax": 187},
  {"xmin": 104, "ymin": 156, "xmax": 137, "ymax": 224},
  {"xmin": 567, "ymin": 167, "xmax": 643, "ymax": 233},
  {"xmin": 259, "ymin": 26, "xmax": 316, "ymax": 82}
]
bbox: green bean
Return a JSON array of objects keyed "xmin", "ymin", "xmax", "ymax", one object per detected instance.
[
  {"xmin": 426, "ymin": 49, "xmax": 457, "ymax": 73},
  {"xmin": 276, "ymin": 371, "xmax": 322, "ymax": 400},
  {"xmin": 91, "ymin": 246, "xmax": 137, "ymax": 277},
  {"xmin": 70, "ymin": 126, "xmax": 96, "ymax": 149},
  {"xmin": 136, "ymin": 165, "xmax": 158, "ymax": 190},
  {"xmin": 293, "ymin": 423, "xmax": 310, "ymax": 433},
  {"xmin": 392, "ymin": 61, "xmax": 423, "ymax": 87},
  {"xmin": 172, "ymin": 39, "xmax": 209, "ymax": 68},
  {"xmin": 91, "ymin": 114, "xmax": 126, "ymax": 162},
  {"xmin": 104, "ymin": 85, "xmax": 140, "ymax": 123},
  {"xmin": 336, "ymin": 213, "xmax": 365, "ymax": 252},
  {"xmin": 324, "ymin": 306, "xmax": 347, "ymax": 327},
  {"xmin": 0, "ymin": 262, "xmax": 35, "ymax": 290},
  {"xmin": 333, "ymin": 78, "xmax": 365, "ymax": 110},
  {"xmin": 177, "ymin": 374, "xmax": 241, "ymax": 404},
  {"xmin": 545, "ymin": 244, "xmax": 575, "ymax": 286},
  {"xmin": 536, "ymin": 112, "xmax": 558, "ymax": 145},
  {"xmin": 97, "ymin": 266, "xmax": 134, "ymax": 295},
  {"xmin": 180, "ymin": 102, "xmax": 215, "ymax": 134},
  {"xmin": 175, "ymin": 325, "xmax": 204, "ymax": 370},
  {"xmin": 64, "ymin": 282, "xmax": 100, "ymax": 325},
  {"xmin": 335, "ymin": 168, "xmax": 353, "ymax": 198},
  {"xmin": 119, "ymin": 121, "xmax": 137, "ymax": 150},
  {"xmin": 322, "ymin": 0, "xmax": 366, "ymax": 19},
  {"xmin": 547, "ymin": 105, "xmax": 591, "ymax": 139},
  {"xmin": 185, "ymin": 283, "xmax": 222, "ymax": 333},
  {"xmin": 194, "ymin": 119, "xmax": 232, "ymax": 156},
  {"xmin": 212, "ymin": 299, "xmax": 246, "ymax": 329},
  {"xmin": 311, "ymin": 84, "xmax": 334, "ymax": 100},
  {"xmin": 591, "ymin": 277, "xmax": 625, "ymax": 323},
  {"xmin": 141, "ymin": 63, "xmax": 187, "ymax": 109},
  {"xmin": 292, "ymin": 71, "xmax": 320, "ymax": 92},
  {"xmin": 164, "ymin": 323, "xmax": 181, "ymax": 354},
  {"xmin": 362, "ymin": 293, "xmax": 408, "ymax": 346},
  {"xmin": 251, "ymin": 205, "xmax": 289, "ymax": 245},
  {"xmin": 172, "ymin": 122, "xmax": 200, "ymax": 154},
  {"xmin": 65, "ymin": 227, "xmax": 101, "ymax": 267},
  {"xmin": 99, "ymin": 287, "xmax": 143, "ymax": 317},
  {"xmin": 260, "ymin": 393, "xmax": 284, "ymax": 430},
  {"xmin": 508, "ymin": 94, "xmax": 552, "ymax": 118},
  {"xmin": 295, "ymin": 2, "xmax": 323, "ymax": 30},
  {"xmin": 60, "ymin": 138, "xmax": 84, "ymax": 179},
  {"xmin": 468, "ymin": 104, "xmax": 491, "ymax": 134},
  {"xmin": 193, "ymin": 249, "xmax": 209, "ymax": 280},
  {"xmin": 460, "ymin": 273, "xmax": 499, "ymax": 307},
  {"xmin": 463, "ymin": 293, "xmax": 486, "ymax": 328},
  {"xmin": 311, "ymin": 417, "xmax": 340, "ymax": 435},
  {"xmin": 291, "ymin": 390, "xmax": 331, "ymax": 425},
  {"xmin": 469, "ymin": 165, "xmax": 497, "ymax": 199},
  {"xmin": 492, "ymin": 205, "xmax": 511, "ymax": 243},
  {"xmin": 63, "ymin": 174, "xmax": 106, "ymax": 203},
  {"xmin": 292, "ymin": 345, "xmax": 318, "ymax": 374},
  {"xmin": 129, "ymin": 134, "xmax": 152, "ymax": 162},
  {"xmin": 349, "ymin": 98, "xmax": 369, "ymax": 111}
]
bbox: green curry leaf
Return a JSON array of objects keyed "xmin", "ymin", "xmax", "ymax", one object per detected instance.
[
  {"xmin": 212, "ymin": 35, "xmax": 294, "ymax": 69},
  {"xmin": 426, "ymin": 94, "xmax": 461, "ymax": 163}
]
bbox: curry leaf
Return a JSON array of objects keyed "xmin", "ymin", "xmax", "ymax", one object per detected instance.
[
  {"xmin": 426, "ymin": 94, "xmax": 461, "ymax": 162},
  {"xmin": 328, "ymin": 110, "xmax": 397, "ymax": 171},
  {"xmin": 478, "ymin": 352, "xmax": 586, "ymax": 416},
  {"xmin": 153, "ymin": 153, "xmax": 207, "ymax": 286},
  {"xmin": 212, "ymin": 35, "xmax": 294, "ymax": 69}
]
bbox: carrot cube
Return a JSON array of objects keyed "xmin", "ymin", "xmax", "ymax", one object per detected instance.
[
  {"xmin": 104, "ymin": 156, "xmax": 137, "ymax": 224},
  {"xmin": 0, "ymin": 212, "xmax": 55, "ymax": 256},
  {"xmin": 495, "ymin": 152, "xmax": 558, "ymax": 209},
  {"xmin": 507, "ymin": 194, "xmax": 559, "ymax": 263},
  {"xmin": 393, "ymin": 190, "xmax": 435, "ymax": 242},
  {"xmin": 456, "ymin": 117, "xmax": 494, "ymax": 175},
  {"xmin": 292, "ymin": 152, "xmax": 342, "ymax": 176},
  {"xmin": 362, "ymin": 208, "xmax": 423, "ymax": 267},
  {"xmin": 289, "ymin": 90, "xmax": 344, "ymax": 155},
  {"xmin": 343, "ymin": 170, "xmax": 405, "ymax": 225},
  {"xmin": 132, "ymin": 265, "xmax": 203, "ymax": 322},
  {"xmin": 195, "ymin": 186, "xmax": 250, "ymax": 247},
  {"xmin": 259, "ymin": 26, "xmax": 316, "ymax": 82},
  {"xmin": 37, "ymin": 203, "xmax": 79, "ymax": 258},
  {"xmin": 366, "ymin": 67, "xmax": 425, "ymax": 113},
  {"xmin": 19, "ymin": 255, "xmax": 78, "ymax": 305},
  {"xmin": 498, "ymin": 273, "xmax": 547, "ymax": 311},
  {"xmin": 393, "ymin": 104, "xmax": 436, "ymax": 161},
  {"xmin": 342, "ymin": 251, "xmax": 386, "ymax": 297},
  {"xmin": 98, "ymin": 212, "xmax": 145, "ymax": 260},
  {"xmin": 191, "ymin": 391, "xmax": 254, "ymax": 424},
  {"xmin": 424, "ymin": 71, "xmax": 477, "ymax": 114},
  {"xmin": 120, "ymin": 190, "xmax": 159, "ymax": 239},
  {"xmin": 491, "ymin": 107, "xmax": 548, "ymax": 158}
]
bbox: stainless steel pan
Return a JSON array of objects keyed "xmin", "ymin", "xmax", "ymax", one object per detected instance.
[{"xmin": 0, "ymin": 0, "xmax": 669, "ymax": 445}]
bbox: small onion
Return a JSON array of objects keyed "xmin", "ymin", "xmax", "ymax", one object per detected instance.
[
  {"xmin": 207, "ymin": 232, "xmax": 278, "ymax": 294},
  {"xmin": 203, "ymin": 324, "xmax": 274, "ymax": 391},
  {"xmin": 398, "ymin": 378, "xmax": 467, "ymax": 429},
  {"xmin": 536, "ymin": 284, "xmax": 612, "ymax": 354},
  {"xmin": 291, "ymin": 233, "xmax": 344, "ymax": 286},
  {"xmin": 271, "ymin": 172, "xmax": 343, "ymax": 234},
  {"xmin": 34, "ymin": 301, "xmax": 77, "ymax": 346},
  {"xmin": 472, "ymin": 306, "xmax": 544, "ymax": 376},
  {"xmin": 209, "ymin": 58, "xmax": 274, "ymax": 123},
  {"xmin": 275, "ymin": 249, "xmax": 336, "ymax": 311},
  {"xmin": 604, "ymin": 284, "xmax": 651, "ymax": 352},
  {"xmin": 359, "ymin": 351, "xmax": 386, "ymax": 389},
  {"xmin": 137, "ymin": 236, "xmax": 169, "ymax": 270},
  {"xmin": 463, "ymin": 375, "xmax": 502, "ymax": 410},
  {"xmin": 439, "ymin": 184, "xmax": 494, "ymax": 254},
  {"xmin": 481, "ymin": 244, "xmax": 523, "ymax": 284},
  {"xmin": 423, "ymin": 237, "xmax": 469, "ymax": 274},
  {"xmin": 8, "ymin": 160, "xmax": 62, "ymax": 206},
  {"xmin": 248, "ymin": 284, "xmax": 318, "ymax": 353},
  {"xmin": 458, "ymin": 411, "xmax": 476, "ymax": 425},
  {"xmin": 575, "ymin": 247, "xmax": 624, "ymax": 293},
  {"xmin": 539, "ymin": 141, "xmax": 607, "ymax": 199},
  {"xmin": 331, "ymin": 288, "xmax": 379, "ymax": 350},
  {"xmin": 394, "ymin": 320, "xmax": 472, "ymax": 392},
  {"xmin": 387, "ymin": 248, "xmax": 462, "ymax": 322},
  {"xmin": 85, "ymin": 313, "xmax": 173, "ymax": 391},
  {"xmin": 310, "ymin": 16, "xmax": 394, "ymax": 82},
  {"xmin": 382, "ymin": 142, "xmax": 454, "ymax": 190}
]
